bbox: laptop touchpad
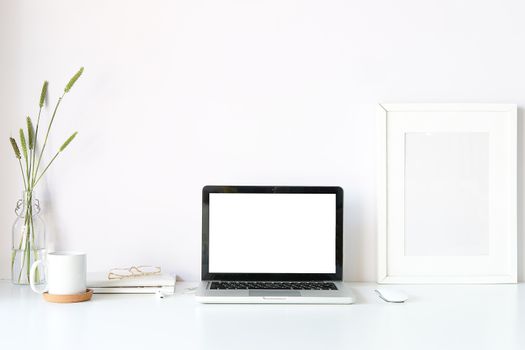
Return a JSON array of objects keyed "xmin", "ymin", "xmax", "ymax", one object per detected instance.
[{"xmin": 249, "ymin": 290, "xmax": 301, "ymax": 297}]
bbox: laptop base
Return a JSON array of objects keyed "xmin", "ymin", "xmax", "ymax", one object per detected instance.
[{"xmin": 196, "ymin": 281, "xmax": 355, "ymax": 304}]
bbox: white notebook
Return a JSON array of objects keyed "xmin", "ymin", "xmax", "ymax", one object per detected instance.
[{"xmin": 87, "ymin": 272, "xmax": 176, "ymax": 294}]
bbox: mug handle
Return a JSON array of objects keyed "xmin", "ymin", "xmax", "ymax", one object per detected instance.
[{"xmin": 30, "ymin": 260, "xmax": 47, "ymax": 294}]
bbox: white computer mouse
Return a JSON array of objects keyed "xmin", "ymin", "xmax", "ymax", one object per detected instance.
[{"xmin": 375, "ymin": 287, "xmax": 408, "ymax": 303}]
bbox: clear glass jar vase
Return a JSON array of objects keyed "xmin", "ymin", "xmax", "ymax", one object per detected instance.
[{"xmin": 11, "ymin": 191, "xmax": 46, "ymax": 285}]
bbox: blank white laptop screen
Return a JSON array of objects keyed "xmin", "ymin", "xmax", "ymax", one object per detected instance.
[{"xmin": 208, "ymin": 193, "xmax": 336, "ymax": 273}]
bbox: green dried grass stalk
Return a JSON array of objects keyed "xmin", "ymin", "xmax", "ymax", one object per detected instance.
[
  {"xmin": 19, "ymin": 129, "xmax": 28, "ymax": 160},
  {"xmin": 64, "ymin": 67, "xmax": 84, "ymax": 93},
  {"xmin": 59, "ymin": 131, "xmax": 78, "ymax": 152},
  {"xmin": 34, "ymin": 131, "xmax": 78, "ymax": 187},
  {"xmin": 9, "ymin": 137, "xmax": 21, "ymax": 159},
  {"xmin": 27, "ymin": 117, "xmax": 35, "ymax": 150},
  {"xmin": 39, "ymin": 81, "xmax": 48, "ymax": 108}
]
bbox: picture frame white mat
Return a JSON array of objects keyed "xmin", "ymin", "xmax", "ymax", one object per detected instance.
[{"xmin": 377, "ymin": 103, "xmax": 517, "ymax": 284}]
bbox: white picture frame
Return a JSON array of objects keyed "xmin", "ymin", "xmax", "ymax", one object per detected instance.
[{"xmin": 377, "ymin": 103, "xmax": 517, "ymax": 284}]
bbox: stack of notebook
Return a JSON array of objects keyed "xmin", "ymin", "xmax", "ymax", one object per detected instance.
[{"xmin": 87, "ymin": 272, "xmax": 176, "ymax": 294}]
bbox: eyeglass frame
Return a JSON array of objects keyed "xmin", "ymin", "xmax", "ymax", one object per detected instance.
[{"xmin": 108, "ymin": 265, "xmax": 161, "ymax": 280}]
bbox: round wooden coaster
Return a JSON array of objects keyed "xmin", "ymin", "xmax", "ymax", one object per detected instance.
[{"xmin": 43, "ymin": 289, "xmax": 93, "ymax": 303}]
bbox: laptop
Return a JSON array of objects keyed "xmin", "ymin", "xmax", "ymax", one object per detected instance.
[{"xmin": 196, "ymin": 186, "xmax": 355, "ymax": 304}]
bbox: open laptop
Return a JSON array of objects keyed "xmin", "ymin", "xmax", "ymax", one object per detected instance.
[{"xmin": 196, "ymin": 186, "xmax": 354, "ymax": 304}]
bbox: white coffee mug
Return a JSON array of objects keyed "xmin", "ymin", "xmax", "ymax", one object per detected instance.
[{"xmin": 30, "ymin": 251, "xmax": 87, "ymax": 295}]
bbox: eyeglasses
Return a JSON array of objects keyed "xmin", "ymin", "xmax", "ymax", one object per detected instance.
[{"xmin": 108, "ymin": 265, "xmax": 161, "ymax": 280}]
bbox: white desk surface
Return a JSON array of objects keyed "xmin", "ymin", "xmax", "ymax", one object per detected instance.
[{"xmin": 1, "ymin": 281, "xmax": 524, "ymax": 350}]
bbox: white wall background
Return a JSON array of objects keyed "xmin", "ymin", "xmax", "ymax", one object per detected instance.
[{"xmin": 1, "ymin": 0, "xmax": 525, "ymax": 281}]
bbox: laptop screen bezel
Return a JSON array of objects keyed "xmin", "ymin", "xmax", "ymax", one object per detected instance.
[{"xmin": 201, "ymin": 185, "xmax": 343, "ymax": 281}]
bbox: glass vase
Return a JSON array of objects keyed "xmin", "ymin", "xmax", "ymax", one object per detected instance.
[{"xmin": 11, "ymin": 191, "xmax": 46, "ymax": 285}]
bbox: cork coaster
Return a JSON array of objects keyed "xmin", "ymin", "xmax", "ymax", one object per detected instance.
[{"xmin": 43, "ymin": 289, "xmax": 93, "ymax": 303}]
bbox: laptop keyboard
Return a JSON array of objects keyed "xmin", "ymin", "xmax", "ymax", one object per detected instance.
[{"xmin": 210, "ymin": 281, "xmax": 338, "ymax": 290}]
